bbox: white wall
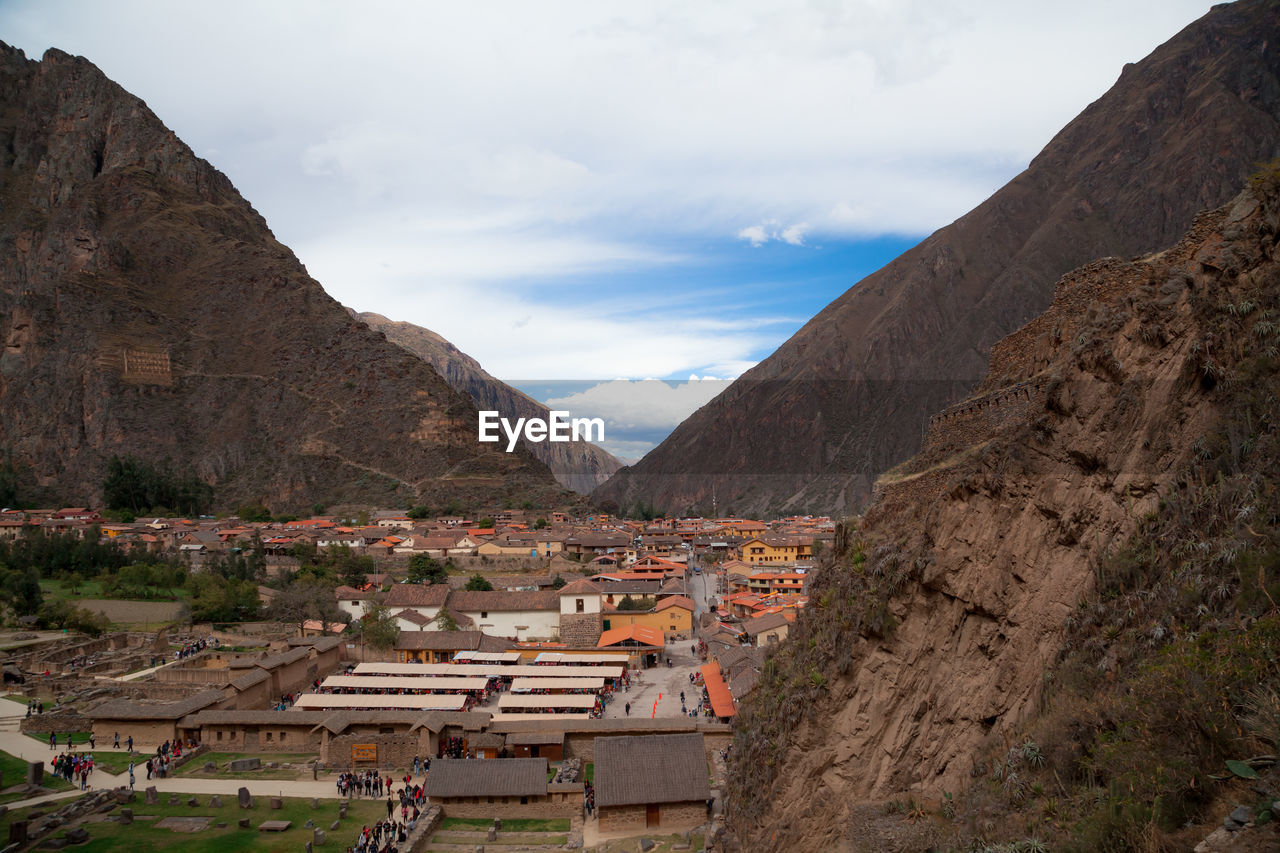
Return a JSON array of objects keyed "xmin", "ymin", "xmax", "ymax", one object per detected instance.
[{"xmin": 454, "ymin": 608, "xmax": 560, "ymax": 641}]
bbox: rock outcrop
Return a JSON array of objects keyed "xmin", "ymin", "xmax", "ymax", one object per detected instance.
[
  {"xmin": 356, "ymin": 311, "xmax": 624, "ymax": 493},
  {"xmin": 595, "ymin": 0, "xmax": 1280, "ymax": 518},
  {"xmin": 0, "ymin": 43, "xmax": 565, "ymax": 510},
  {"xmin": 725, "ymin": 182, "xmax": 1280, "ymax": 851}
]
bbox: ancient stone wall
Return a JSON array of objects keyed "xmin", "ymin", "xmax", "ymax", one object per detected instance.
[
  {"xmin": 558, "ymin": 613, "xmax": 602, "ymax": 647},
  {"xmin": 323, "ymin": 732, "xmax": 426, "ymax": 771},
  {"xmin": 434, "ymin": 789, "xmax": 582, "ymax": 819},
  {"xmin": 598, "ymin": 800, "xmax": 705, "ymax": 834}
]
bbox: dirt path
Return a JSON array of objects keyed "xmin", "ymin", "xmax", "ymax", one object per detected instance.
[{"xmin": 72, "ymin": 599, "xmax": 185, "ymax": 624}]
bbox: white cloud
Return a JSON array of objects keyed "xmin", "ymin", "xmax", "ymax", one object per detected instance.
[
  {"xmin": 0, "ymin": 0, "xmax": 1219, "ymax": 386},
  {"xmin": 781, "ymin": 223, "xmax": 809, "ymax": 246},
  {"xmin": 737, "ymin": 224, "xmax": 769, "ymax": 247}
]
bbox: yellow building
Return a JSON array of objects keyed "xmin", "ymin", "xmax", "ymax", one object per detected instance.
[{"xmin": 603, "ymin": 596, "xmax": 695, "ymax": 640}]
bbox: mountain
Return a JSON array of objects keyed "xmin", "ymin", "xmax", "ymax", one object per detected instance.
[
  {"xmin": 0, "ymin": 44, "xmax": 565, "ymax": 512},
  {"xmin": 354, "ymin": 311, "xmax": 624, "ymax": 493},
  {"xmin": 594, "ymin": 0, "xmax": 1280, "ymax": 519},
  {"xmin": 725, "ymin": 181, "xmax": 1280, "ymax": 851}
]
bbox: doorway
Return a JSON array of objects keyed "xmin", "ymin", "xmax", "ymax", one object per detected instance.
[{"xmin": 645, "ymin": 804, "xmax": 659, "ymax": 827}]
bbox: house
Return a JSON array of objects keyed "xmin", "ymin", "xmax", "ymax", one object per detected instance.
[
  {"xmin": 446, "ymin": 590, "xmax": 561, "ymax": 641},
  {"xmin": 382, "ymin": 583, "xmax": 451, "ymax": 624},
  {"xmin": 395, "ymin": 630, "xmax": 508, "ymax": 663},
  {"xmin": 594, "ymin": 734, "xmax": 711, "ymax": 833},
  {"xmin": 424, "ymin": 757, "xmax": 582, "ymax": 818},
  {"xmin": 335, "ymin": 585, "xmax": 378, "ymax": 620},
  {"xmin": 699, "ymin": 662, "xmax": 737, "ymax": 721},
  {"xmin": 557, "ymin": 578, "xmax": 604, "ymax": 647},
  {"xmin": 743, "ymin": 611, "xmax": 791, "ymax": 646},
  {"xmin": 604, "ymin": 596, "xmax": 694, "ymax": 641}
]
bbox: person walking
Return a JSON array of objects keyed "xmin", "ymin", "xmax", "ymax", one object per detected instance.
[
  {"xmin": 128, "ymin": 763, "xmax": 135, "ymax": 790},
  {"xmin": 126, "ymin": 735, "xmax": 133, "ymax": 752},
  {"xmin": 49, "ymin": 732, "xmax": 56, "ymax": 750},
  {"xmin": 113, "ymin": 732, "xmax": 120, "ymax": 749},
  {"xmin": 624, "ymin": 702, "xmax": 630, "ymax": 716}
]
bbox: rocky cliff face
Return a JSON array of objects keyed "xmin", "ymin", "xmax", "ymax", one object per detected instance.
[
  {"xmin": 724, "ymin": 183, "xmax": 1280, "ymax": 851},
  {"xmin": 0, "ymin": 44, "xmax": 564, "ymax": 511},
  {"xmin": 355, "ymin": 311, "xmax": 624, "ymax": 493},
  {"xmin": 595, "ymin": 0, "xmax": 1280, "ymax": 518}
]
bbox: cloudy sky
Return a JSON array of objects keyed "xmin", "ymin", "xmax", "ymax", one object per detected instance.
[{"xmin": 2, "ymin": 0, "xmax": 1214, "ymax": 460}]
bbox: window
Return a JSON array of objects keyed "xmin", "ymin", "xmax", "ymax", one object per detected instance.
[
  {"xmin": 280, "ymin": 732, "xmax": 287, "ymax": 742},
  {"xmin": 481, "ymin": 611, "xmax": 488, "ymax": 618},
  {"xmin": 576, "ymin": 598, "xmax": 585, "ymax": 613},
  {"xmin": 520, "ymin": 796, "xmax": 529, "ymax": 805},
  {"xmin": 265, "ymin": 732, "xmax": 273, "ymax": 742},
  {"xmin": 216, "ymin": 730, "xmax": 223, "ymax": 741}
]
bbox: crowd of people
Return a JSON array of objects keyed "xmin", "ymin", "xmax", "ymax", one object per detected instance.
[{"xmin": 51, "ymin": 750, "xmax": 94, "ymax": 790}]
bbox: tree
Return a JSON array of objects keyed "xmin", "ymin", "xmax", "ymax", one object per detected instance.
[
  {"xmin": 236, "ymin": 504, "xmax": 272, "ymax": 523},
  {"xmin": 361, "ymin": 604, "xmax": 400, "ymax": 650},
  {"xmin": 268, "ymin": 577, "xmax": 342, "ymax": 635},
  {"xmin": 534, "ymin": 517, "xmax": 548, "ymax": 529},
  {"xmin": 464, "ymin": 573, "xmax": 493, "ymax": 591},
  {"xmin": 406, "ymin": 505, "xmax": 431, "ymax": 520},
  {"xmin": 616, "ymin": 595, "xmax": 650, "ymax": 611},
  {"xmin": 4, "ymin": 566, "xmax": 44, "ymax": 616},
  {"xmin": 434, "ymin": 609, "xmax": 459, "ymax": 631},
  {"xmin": 407, "ymin": 554, "xmax": 449, "ymax": 585},
  {"xmin": 551, "ymin": 574, "xmax": 566, "ymax": 590},
  {"xmin": 478, "ymin": 518, "xmax": 495, "ymax": 529}
]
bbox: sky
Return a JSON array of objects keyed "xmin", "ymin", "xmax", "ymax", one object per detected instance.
[{"xmin": 1, "ymin": 0, "xmax": 1217, "ymax": 461}]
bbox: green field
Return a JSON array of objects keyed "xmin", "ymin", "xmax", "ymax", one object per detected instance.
[
  {"xmin": 0, "ymin": 748, "xmax": 73, "ymax": 804},
  {"xmin": 28, "ymin": 794, "xmax": 388, "ymax": 853},
  {"xmin": 175, "ymin": 752, "xmax": 321, "ymax": 780}
]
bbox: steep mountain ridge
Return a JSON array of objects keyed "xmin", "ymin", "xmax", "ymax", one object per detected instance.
[
  {"xmin": 595, "ymin": 0, "xmax": 1280, "ymax": 518},
  {"xmin": 0, "ymin": 44, "xmax": 564, "ymax": 510},
  {"xmin": 724, "ymin": 182, "xmax": 1280, "ymax": 851},
  {"xmin": 355, "ymin": 311, "xmax": 624, "ymax": 493}
]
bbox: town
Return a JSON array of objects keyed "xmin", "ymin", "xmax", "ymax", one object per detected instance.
[{"xmin": 0, "ymin": 504, "xmax": 825, "ymax": 850}]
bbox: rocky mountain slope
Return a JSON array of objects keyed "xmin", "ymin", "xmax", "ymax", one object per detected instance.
[
  {"xmin": 724, "ymin": 181, "xmax": 1280, "ymax": 851},
  {"xmin": 355, "ymin": 311, "xmax": 624, "ymax": 493},
  {"xmin": 595, "ymin": 0, "xmax": 1280, "ymax": 518},
  {"xmin": 0, "ymin": 43, "xmax": 565, "ymax": 511}
]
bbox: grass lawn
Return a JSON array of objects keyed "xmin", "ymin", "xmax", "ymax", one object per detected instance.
[
  {"xmin": 38, "ymin": 578, "xmax": 190, "ymax": 603},
  {"xmin": 0, "ymin": 748, "xmax": 73, "ymax": 803},
  {"xmin": 59, "ymin": 794, "xmax": 387, "ymax": 853},
  {"xmin": 79, "ymin": 751, "xmax": 134, "ymax": 775},
  {"xmin": 0, "ymin": 693, "xmax": 31, "ymax": 706},
  {"xmin": 438, "ymin": 816, "xmax": 570, "ymax": 831},
  {"xmin": 175, "ymin": 752, "xmax": 321, "ymax": 780}
]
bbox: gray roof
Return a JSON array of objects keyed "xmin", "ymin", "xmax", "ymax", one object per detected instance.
[
  {"xmin": 394, "ymin": 630, "xmax": 507, "ymax": 651},
  {"xmin": 90, "ymin": 688, "xmax": 225, "ymax": 721},
  {"xmin": 181, "ymin": 709, "xmax": 323, "ymax": 726},
  {"xmin": 593, "ymin": 734, "xmax": 710, "ymax": 808},
  {"xmin": 507, "ymin": 731, "xmax": 566, "ymax": 746},
  {"xmin": 424, "ymin": 758, "xmax": 548, "ymax": 798}
]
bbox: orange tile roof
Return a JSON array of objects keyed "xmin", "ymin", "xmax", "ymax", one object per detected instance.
[
  {"xmin": 597, "ymin": 624, "xmax": 665, "ymax": 648},
  {"xmin": 700, "ymin": 661, "xmax": 737, "ymax": 718}
]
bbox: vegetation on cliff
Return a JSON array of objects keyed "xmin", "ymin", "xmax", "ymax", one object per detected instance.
[{"xmin": 726, "ymin": 179, "xmax": 1280, "ymax": 851}]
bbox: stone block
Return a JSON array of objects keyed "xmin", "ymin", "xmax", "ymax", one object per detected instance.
[
  {"xmin": 209, "ymin": 796, "xmax": 222, "ymax": 808},
  {"xmin": 314, "ymin": 829, "xmax": 325, "ymax": 846},
  {"xmin": 304, "ymin": 820, "xmax": 314, "ymax": 829},
  {"xmin": 238, "ymin": 818, "xmax": 250, "ymax": 829},
  {"xmin": 166, "ymin": 794, "xmax": 178, "ymax": 806},
  {"xmin": 64, "ymin": 828, "xmax": 89, "ymax": 845},
  {"xmin": 237, "ymin": 787, "xmax": 252, "ymax": 809},
  {"xmin": 144, "ymin": 787, "xmax": 158, "ymax": 805},
  {"xmin": 7, "ymin": 820, "xmax": 26, "ymax": 846},
  {"xmin": 329, "ymin": 820, "xmax": 340, "ymax": 831},
  {"xmin": 311, "ymin": 798, "xmax": 319, "ymax": 810},
  {"xmin": 119, "ymin": 809, "xmax": 132, "ymax": 825},
  {"xmin": 270, "ymin": 797, "xmax": 282, "ymax": 810},
  {"xmin": 229, "ymin": 758, "xmax": 260, "ymax": 772},
  {"xmin": 25, "ymin": 762, "xmax": 43, "ymax": 786}
]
